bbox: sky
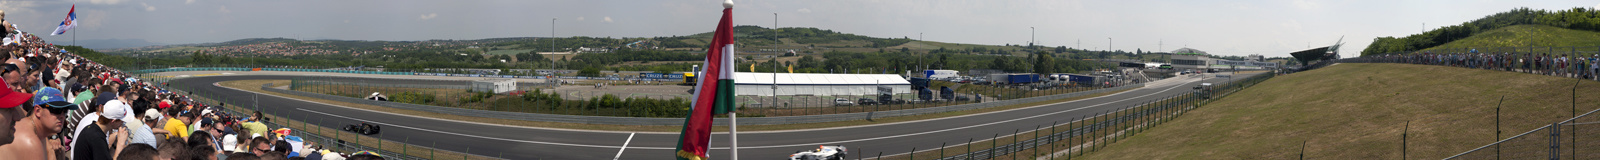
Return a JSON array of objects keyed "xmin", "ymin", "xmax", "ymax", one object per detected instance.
[{"xmin": 1, "ymin": 0, "xmax": 1596, "ymax": 57}]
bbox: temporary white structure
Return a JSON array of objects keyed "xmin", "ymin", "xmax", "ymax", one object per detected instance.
[
  {"xmin": 471, "ymin": 79, "xmax": 517, "ymax": 93},
  {"xmin": 732, "ymin": 72, "xmax": 912, "ymax": 96}
]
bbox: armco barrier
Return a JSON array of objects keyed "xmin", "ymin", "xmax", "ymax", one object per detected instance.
[{"xmin": 263, "ymin": 83, "xmax": 1143, "ymax": 126}]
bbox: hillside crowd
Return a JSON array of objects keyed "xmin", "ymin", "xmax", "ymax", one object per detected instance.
[
  {"xmin": 0, "ymin": 10, "xmax": 385, "ymax": 160},
  {"xmin": 1368, "ymin": 51, "xmax": 1600, "ymax": 80}
]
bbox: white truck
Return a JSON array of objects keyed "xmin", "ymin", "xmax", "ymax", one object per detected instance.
[{"xmin": 924, "ymin": 70, "xmax": 960, "ymax": 79}]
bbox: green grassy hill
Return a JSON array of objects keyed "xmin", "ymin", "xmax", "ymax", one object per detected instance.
[
  {"xmin": 1420, "ymin": 25, "xmax": 1600, "ymax": 53},
  {"xmin": 1078, "ymin": 63, "xmax": 1600, "ymax": 159}
]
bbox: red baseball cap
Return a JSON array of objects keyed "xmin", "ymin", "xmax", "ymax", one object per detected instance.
[
  {"xmin": 0, "ymin": 78, "xmax": 34, "ymax": 108},
  {"xmin": 158, "ymin": 101, "xmax": 172, "ymax": 109}
]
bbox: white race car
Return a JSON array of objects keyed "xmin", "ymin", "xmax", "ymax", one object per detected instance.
[{"xmin": 789, "ymin": 145, "xmax": 848, "ymax": 160}]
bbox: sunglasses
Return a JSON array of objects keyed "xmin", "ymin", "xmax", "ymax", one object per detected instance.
[
  {"xmin": 44, "ymin": 107, "xmax": 68, "ymax": 115},
  {"xmin": 1, "ymin": 63, "xmax": 16, "ymax": 74}
]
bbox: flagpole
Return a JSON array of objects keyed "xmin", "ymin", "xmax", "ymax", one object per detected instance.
[{"xmin": 730, "ymin": 112, "xmax": 739, "ymax": 160}]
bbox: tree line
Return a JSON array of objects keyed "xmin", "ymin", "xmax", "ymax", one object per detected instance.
[{"xmin": 1362, "ymin": 7, "xmax": 1600, "ymax": 56}]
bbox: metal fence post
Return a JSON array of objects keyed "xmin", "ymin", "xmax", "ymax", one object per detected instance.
[
  {"xmin": 404, "ymin": 136, "xmax": 409, "ymax": 157},
  {"xmin": 910, "ymin": 147, "xmax": 916, "ymax": 160},
  {"xmin": 1551, "ymin": 122, "xmax": 1560, "ymax": 160},
  {"xmin": 1013, "ymin": 129, "xmax": 1021, "ymax": 160},
  {"xmin": 967, "ymin": 138, "xmax": 974, "ymax": 160},
  {"xmin": 991, "ymin": 133, "xmax": 999, "ymax": 159},
  {"xmin": 1050, "ymin": 121, "xmax": 1058, "ymax": 159}
]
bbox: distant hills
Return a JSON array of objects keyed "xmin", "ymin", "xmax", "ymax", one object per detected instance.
[
  {"xmin": 100, "ymin": 26, "xmax": 1041, "ymax": 58},
  {"xmin": 74, "ymin": 39, "xmax": 164, "ymax": 49}
]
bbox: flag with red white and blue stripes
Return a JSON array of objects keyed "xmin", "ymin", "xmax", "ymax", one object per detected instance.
[{"xmin": 51, "ymin": 5, "xmax": 77, "ymax": 36}]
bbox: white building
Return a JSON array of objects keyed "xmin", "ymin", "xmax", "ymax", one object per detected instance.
[
  {"xmin": 471, "ymin": 79, "xmax": 517, "ymax": 93},
  {"xmin": 732, "ymin": 72, "xmax": 912, "ymax": 96},
  {"xmin": 1170, "ymin": 54, "xmax": 1218, "ymax": 69}
]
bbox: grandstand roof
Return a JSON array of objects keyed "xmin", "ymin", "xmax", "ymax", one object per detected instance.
[
  {"xmin": 732, "ymin": 72, "xmax": 911, "ymax": 85},
  {"xmin": 1290, "ymin": 46, "xmax": 1333, "ymax": 62}
]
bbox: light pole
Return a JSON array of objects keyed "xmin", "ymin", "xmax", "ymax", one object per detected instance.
[
  {"xmin": 1029, "ymin": 27, "xmax": 1035, "ymax": 48},
  {"xmin": 1108, "ymin": 37, "xmax": 1112, "ymax": 52},
  {"xmin": 773, "ymin": 12, "xmax": 779, "ymax": 112},
  {"xmin": 551, "ymin": 18, "xmax": 557, "ymax": 70}
]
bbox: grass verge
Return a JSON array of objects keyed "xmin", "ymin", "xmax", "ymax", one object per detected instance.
[
  {"xmin": 1077, "ymin": 63, "xmax": 1600, "ymax": 159},
  {"xmin": 218, "ymin": 80, "xmax": 1135, "ymax": 132}
]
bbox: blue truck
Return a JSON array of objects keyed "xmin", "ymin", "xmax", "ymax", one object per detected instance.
[{"xmin": 1006, "ymin": 74, "xmax": 1041, "ymax": 84}]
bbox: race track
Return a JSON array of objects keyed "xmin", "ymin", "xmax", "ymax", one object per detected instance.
[{"xmin": 171, "ymin": 72, "xmax": 1258, "ymax": 159}]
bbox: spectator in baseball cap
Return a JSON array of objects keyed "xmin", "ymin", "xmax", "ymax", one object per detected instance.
[
  {"xmin": 73, "ymin": 100, "xmax": 131, "ymax": 160},
  {"xmin": 0, "ymin": 76, "xmax": 33, "ymax": 145},
  {"xmin": 0, "ymin": 82, "xmax": 70, "ymax": 158}
]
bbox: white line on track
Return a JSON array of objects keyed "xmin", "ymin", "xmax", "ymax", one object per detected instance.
[{"xmin": 614, "ymin": 133, "xmax": 635, "ymax": 160}]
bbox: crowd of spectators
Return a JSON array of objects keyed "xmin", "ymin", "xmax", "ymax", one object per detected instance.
[
  {"xmin": 0, "ymin": 10, "xmax": 386, "ymax": 160},
  {"xmin": 1369, "ymin": 51, "xmax": 1600, "ymax": 80}
]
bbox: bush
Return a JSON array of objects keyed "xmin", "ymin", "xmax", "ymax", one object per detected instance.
[{"xmin": 392, "ymin": 92, "xmax": 436, "ymax": 104}]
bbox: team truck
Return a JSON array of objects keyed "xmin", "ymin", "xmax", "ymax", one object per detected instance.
[
  {"xmin": 988, "ymin": 73, "xmax": 1042, "ymax": 84},
  {"xmin": 918, "ymin": 88, "xmax": 934, "ymax": 101},
  {"xmin": 940, "ymin": 86, "xmax": 955, "ymax": 101},
  {"xmin": 877, "ymin": 86, "xmax": 897, "ymax": 104},
  {"xmin": 923, "ymin": 70, "xmax": 959, "ymax": 79}
]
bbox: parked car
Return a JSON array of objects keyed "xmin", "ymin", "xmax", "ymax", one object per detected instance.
[
  {"xmin": 884, "ymin": 98, "xmax": 908, "ymax": 104},
  {"xmin": 833, "ymin": 98, "xmax": 855, "ymax": 106},
  {"xmin": 954, "ymin": 95, "xmax": 972, "ymax": 101},
  {"xmin": 856, "ymin": 98, "xmax": 879, "ymax": 105}
]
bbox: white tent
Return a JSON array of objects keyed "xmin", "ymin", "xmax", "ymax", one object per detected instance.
[{"xmin": 732, "ymin": 72, "xmax": 912, "ymax": 96}]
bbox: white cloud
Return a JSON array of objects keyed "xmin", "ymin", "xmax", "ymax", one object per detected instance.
[
  {"xmin": 576, "ymin": 16, "xmax": 585, "ymax": 21},
  {"xmin": 797, "ymin": 8, "xmax": 812, "ymax": 13},
  {"xmin": 344, "ymin": 20, "xmax": 350, "ymax": 23},
  {"xmin": 217, "ymin": 6, "xmax": 231, "ymax": 13},
  {"xmin": 141, "ymin": 3, "xmax": 156, "ymax": 11},
  {"xmin": 603, "ymin": 16, "xmax": 613, "ymax": 23},
  {"xmin": 0, "ymin": 1, "xmax": 41, "ymax": 18},
  {"xmin": 77, "ymin": 9, "xmax": 108, "ymax": 30},
  {"xmin": 88, "ymin": 0, "xmax": 124, "ymax": 5},
  {"xmin": 1292, "ymin": 0, "xmax": 1319, "ymax": 9},
  {"xmin": 187, "ymin": 0, "xmax": 196, "ymax": 4},
  {"xmin": 418, "ymin": 13, "xmax": 437, "ymax": 20}
]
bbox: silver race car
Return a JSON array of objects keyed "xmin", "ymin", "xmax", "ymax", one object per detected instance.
[{"xmin": 788, "ymin": 145, "xmax": 848, "ymax": 160}]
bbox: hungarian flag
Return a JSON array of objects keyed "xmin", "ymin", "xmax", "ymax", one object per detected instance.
[
  {"xmin": 674, "ymin": 1, "xmax": 737, "ymax": 160},
  {"xmin": 51, "ymin": 5, "xmax": 77, "ymax": 36}
]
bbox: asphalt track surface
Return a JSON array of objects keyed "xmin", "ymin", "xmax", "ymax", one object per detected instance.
[{"xmin": 173, "ymin": 72, "xmax": 1259, "ymax": 160}]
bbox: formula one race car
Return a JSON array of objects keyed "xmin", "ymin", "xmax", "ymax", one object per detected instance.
[
  {"xmin": 788, "ymin": 145, "xmax": 847, "ymax": 160},
  {"xmin": 343, "ymin": 122, "xmax": 381, "ymax": 135}
]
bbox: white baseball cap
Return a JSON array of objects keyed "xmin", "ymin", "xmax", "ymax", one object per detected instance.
[
  {"xmin": 221, "ymin": 134, "xmax": 239, "ymax": 152},
  {"xmin": 101, "ymin": 100, "xmax": 130, "ymax": 120}
]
